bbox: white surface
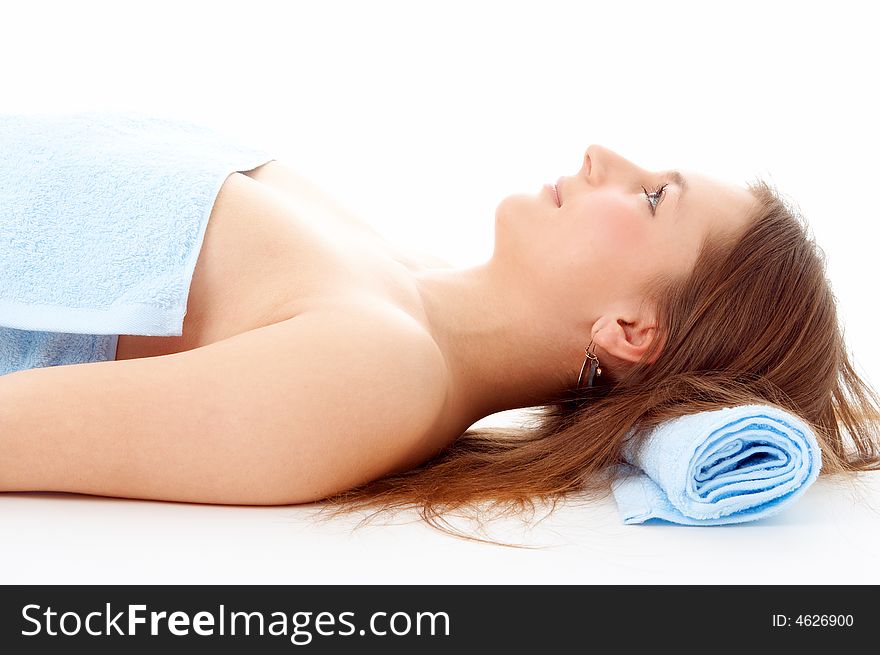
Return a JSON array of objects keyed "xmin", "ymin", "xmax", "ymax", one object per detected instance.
[
  {"xmin": 2, "ymin": 0, "xmax": 879, "ymax": 583},
  {"xmin": 2, "ymin": 473, "xmax": 878, "ymax": 584}
]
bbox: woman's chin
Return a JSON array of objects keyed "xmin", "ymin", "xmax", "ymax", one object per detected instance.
[{"xmin": 494, "ymin": 193, "xmax": 542, "ymax": 224}]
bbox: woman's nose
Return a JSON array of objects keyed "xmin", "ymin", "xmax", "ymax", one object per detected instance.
[
  {"xmin": 583, "ymin": 144, "xmax": 636, "ymax": 185},
  {"xmin": 582, "ymin": 147, "xmax": 594, "ymax": 178},
  {"xmin": 583, "ymin": 144, "xmax": 607, "ymax": 183}
]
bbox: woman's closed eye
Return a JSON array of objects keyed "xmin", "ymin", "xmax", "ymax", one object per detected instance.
[{"xmin": 641, "ymin": 183, "xmax": 669, "ymax": 215}]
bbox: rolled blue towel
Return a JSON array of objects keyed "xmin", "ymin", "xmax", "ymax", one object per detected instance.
[
  {"xmin": 0, "ymin": 111, "xmax": 275, "ymax": 375},
  {"xmin": 610, "ymin": 404, "xmax": 822, "ymax": 525}
]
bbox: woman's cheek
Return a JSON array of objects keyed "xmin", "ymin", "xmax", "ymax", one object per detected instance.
[
  {"xmin": 599, "ymin": 203, "xmax": 647, "ymax": 252},
  {"xmin": 569, "ymin": 195, "xmax": 647, "ymax": 270}
]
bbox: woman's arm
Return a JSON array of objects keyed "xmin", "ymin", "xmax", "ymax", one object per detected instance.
[{"xmin": 0, "ymin": 303, "xmax": 448, "ymax": 505}]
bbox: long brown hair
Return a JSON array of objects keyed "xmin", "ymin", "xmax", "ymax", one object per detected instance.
[{"xmin": 311, "ymin": 179, "xmax": 880, "ymax": 546}]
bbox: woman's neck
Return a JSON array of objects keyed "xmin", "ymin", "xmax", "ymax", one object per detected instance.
[{"xmin": 411, "ymin": 260, "xmax": 593, "ymax": 426}]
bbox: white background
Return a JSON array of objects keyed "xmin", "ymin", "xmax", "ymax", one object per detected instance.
[{"xmin": 1, "ymin": 0, "xmax": 878, "ymax": 584}]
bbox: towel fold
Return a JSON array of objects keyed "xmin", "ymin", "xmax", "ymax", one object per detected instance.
[
  {"xmin": 0, "ymin": 110, "xmax": 275, "ymax": 339},
  {"xmin": 610, "ymin": 404, "xmax": 822, "ymax": 525}
]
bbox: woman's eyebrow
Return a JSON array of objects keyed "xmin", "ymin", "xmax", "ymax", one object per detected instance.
[
  {"xmin": 669, "ymin": 170, "xmax": 688, "ymax": 197},
  {"xmin": 665, "ymin": 170, "xmax": 687, "ymax": 216}
]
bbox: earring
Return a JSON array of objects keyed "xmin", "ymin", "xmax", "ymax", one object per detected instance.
[{"xmin": 576, "ymin": 339, "xmax": 602, "ymax": 389}]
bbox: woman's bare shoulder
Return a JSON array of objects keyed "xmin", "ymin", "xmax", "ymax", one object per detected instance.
[{"xmin": 0, "ymin": 300, "xmax": 451, "ymax": 505}]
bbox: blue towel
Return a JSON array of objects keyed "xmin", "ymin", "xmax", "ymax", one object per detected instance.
[
  {"xmin": 0, "ymin": 327, "xmax": 120, "ymax": 377},
  {"xmin": 610, "ymin": 404, "xmax": 822, "ymax": 525},
  {"xmin": 0, "ymin": 111, "xmax": 275, "ymax": 375}
]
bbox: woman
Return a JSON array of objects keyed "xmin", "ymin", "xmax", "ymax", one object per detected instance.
[{"xmin": 2, "ymin": 142, "xmax": 879, "ymax": 541}]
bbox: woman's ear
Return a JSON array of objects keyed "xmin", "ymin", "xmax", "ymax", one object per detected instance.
[{"xmin": 592, "ymin": 312, "xmax": 663, "ymax": 366}]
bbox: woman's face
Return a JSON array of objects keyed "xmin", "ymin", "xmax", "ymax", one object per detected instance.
[{"xmin": 492, "ymin": 145, "xmax": 757, "ymax": 318}]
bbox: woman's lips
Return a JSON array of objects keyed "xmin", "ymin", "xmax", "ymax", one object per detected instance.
[{"xmin": 544, "ymin": 183, "xmax": 560, "ymax": 207}]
